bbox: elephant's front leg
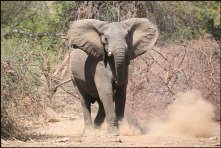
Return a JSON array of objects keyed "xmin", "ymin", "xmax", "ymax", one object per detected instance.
[
  {"xmin": 80, "ymin": 97, "xmax": 92, "ymax": 128},
  {"xmin": 80, "ymin": 97, "xmax": 96, "ymax": 136},
  {"xmin": 115, "ymin": 85, "xmax": 127, "ymax": 121},
  {"xmin": 75, "ymin": 82, "xmax": 93, "ymax": 130},
  {"xmin": 95, "ymin": 80, "xmax": 118, "ymax": 135}
]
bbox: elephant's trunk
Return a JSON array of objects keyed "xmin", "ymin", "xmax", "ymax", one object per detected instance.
[{"xmin": 113, "ymin": 50, "xmax": 125, "ymax": 86}]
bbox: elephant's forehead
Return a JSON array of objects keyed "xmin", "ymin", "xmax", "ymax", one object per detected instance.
[{"xmin": 103, "ymin": 23, "xmax": 127, "ymax": 37}]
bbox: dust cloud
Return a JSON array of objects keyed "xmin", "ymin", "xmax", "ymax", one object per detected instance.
[
  {"xmin": 40, "ymin": 89, "xmax": 216, "ymax": 138},
  {"xmin": 96, "ymin": 117, "xmax": 142, "ymax": 136},
  {"xmin": 94, "ymin": 89, "xmax": 216, "ymax": 137},
  {"xmin": 148, "ymin": 89, "xmax": 216, "ymax": 137},
  {"xmin": 119, "ymin": 118, "xmax": 142, "ymax": 136}
]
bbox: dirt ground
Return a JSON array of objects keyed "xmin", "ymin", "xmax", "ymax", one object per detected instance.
[
  {"xmin": 1, "ymin": 87, "xmax": 221, "ymax": 147},
  {"xmin": 1, "ymin": 113, "xmax": 220, "ymax": 147},
  {"xmin": 1, "ymin": 77, "xmax": 220, "ymax": 147}
]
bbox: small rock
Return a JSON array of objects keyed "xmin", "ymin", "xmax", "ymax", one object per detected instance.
[
  {"xmin": 56, "ymin": 137, "xmax": 69, "ymax": 142},
  {"xmin": 116, "ymin": 139, "xmax": 123, "ymax": 143},
  {"xmin": 77, "ymin": 139, "xmax": 82, "ymax": 143},
  {"xmin": 69, "ymin": 117, "xmax": 76, "ymax": 120},
  {"xmin": 48, "ymin": 118, "xmax": 60, "ymax": 123},
  {"xmin": 208, "ymin": 137, "xmax": 217, "ymax": 140}
]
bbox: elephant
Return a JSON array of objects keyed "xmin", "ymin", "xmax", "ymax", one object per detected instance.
[{"xmin": 68, "ymin": 18, "xmax": 159, "ymax": 135}]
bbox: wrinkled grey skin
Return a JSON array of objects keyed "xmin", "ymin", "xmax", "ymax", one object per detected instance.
[{"xmin": 68, "ymin": 18, "xmax": 158, "ymax": 135}]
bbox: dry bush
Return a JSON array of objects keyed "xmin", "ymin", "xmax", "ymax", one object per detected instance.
[
  {"xmin": 126, "ymin": 36, "xmax": 220, "ymax": 121},
  {"xmin": 1, "ymin": 37, "xmax": 66, "ymax": 139},
  {"xmin": 1, "ymin": 59, "xmax": 47, "ymax": 139}
]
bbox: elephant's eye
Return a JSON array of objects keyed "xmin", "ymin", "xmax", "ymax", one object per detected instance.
[
  {"xmin": 104, "ymin": 37, "xmax": 108, "ymax": 45},
  {"xmin": 102, "ymin": 35, "xmax": 108, "ymax": 45}
]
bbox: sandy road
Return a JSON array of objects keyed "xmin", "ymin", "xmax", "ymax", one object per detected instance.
[{"xmin": 1, "ymin": 118, "xmax": 220, "ymax": 147}]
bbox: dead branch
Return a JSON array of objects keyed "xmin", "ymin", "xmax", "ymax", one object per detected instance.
[
  {"xmin": 59, "ymin": 85, "xmax": 80, "ymax": 99},
  {"xmin": 53, "ymin": 50, "xmax": 74, "ymax": 78},
  {"xmin": 176, "ymin": 46, "xmax": 187, "ymax": 69},
  {"xmin": 51, "ymin": 78, "xmax": 72, "ymax": 92},
  {"xmin": 12, "ymin": 8, "xmax": 40, "ymax": 29},
  {"xmin": 3, "ymin": 29, "xmax": 67, "ymax": 39},
  {"xmin": 148, "ymin": 52, "xmax": 169, "ymax": 71},
  {"xmin": 49, "ymin": 78, "xmax": 79, "ymax": 99},
  {"xmin": 152, "ymin": 47, "xmax": 171, "ymax": 66}
]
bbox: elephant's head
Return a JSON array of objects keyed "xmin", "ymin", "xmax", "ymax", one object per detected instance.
[{"xmin": 68, "ymin": 18, "xmax": 159, "ymax": 85}]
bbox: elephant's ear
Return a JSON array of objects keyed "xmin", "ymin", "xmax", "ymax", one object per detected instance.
[
  {"xmin": 121, "ymin": 18, "xmax": 159, "ymax": 60},
  {"xmin": 68, "ymin": 19, "xmax": 107, "ymax": 61}
]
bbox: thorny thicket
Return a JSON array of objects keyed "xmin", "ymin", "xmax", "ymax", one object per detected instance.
[
  {"xmin": 1, "ymin": 37, "xmax": 67, "ymax": 139},
  {"xmin": 127, "ymin": 36, "xmax": 220, "ymax": 121}
]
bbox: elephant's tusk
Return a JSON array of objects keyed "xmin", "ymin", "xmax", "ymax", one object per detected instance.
[{"xmin": 107, "ymin": 51, "xmax": 112, "ymax": 56}]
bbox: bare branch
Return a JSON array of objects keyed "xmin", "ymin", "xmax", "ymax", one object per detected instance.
[
  {"xmin": 51, "ymin": 78, "xmax": 72, "ymax": 92},
  {"xmin": 152, "ymin": 47, "xmax": 172, "ymax": 69},
  {"xmin": 12, "ymin": 8, "xmax": 40, "ymax": 29},
  {"xmin": 59, "ymin": 85, "xmax": 80, "ymax": 99},
  {"xmin": 176, "ymin": 46, "xmax": 187, "ymax": 69},
  {"xmin": 148, "ymin": 52, "xmax": 169, "ymax": 71},
  {"xmin": 3, "ymin": 29, "xmax": 67, "ymax": 39}
]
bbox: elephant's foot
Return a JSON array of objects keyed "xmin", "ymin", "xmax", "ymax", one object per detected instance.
[
  {"xmin": 107, "ymin": 126, "xmax": 119, "ymax": 136},
  {"xmin": 94, "ymin": 121, "xmax": 104, "ymax": 129},
  {"xmin": 94, "ymin": 124, "xmax": 102, "ymax": 129},
  {"xmin": 83, "ymin": 125, "xmax": 96, "ymax": 136}
]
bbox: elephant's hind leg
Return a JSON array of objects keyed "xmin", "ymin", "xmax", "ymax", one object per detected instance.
[{"xmin": 94, "ymin": 99, "xmax": 105, "ymax": 128}]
